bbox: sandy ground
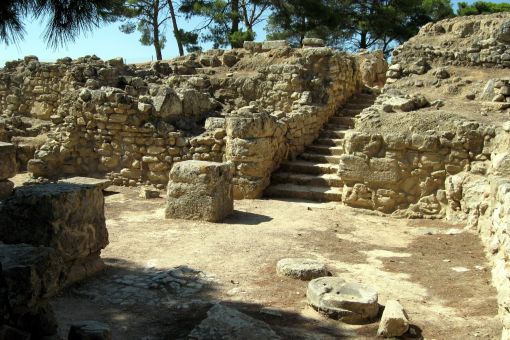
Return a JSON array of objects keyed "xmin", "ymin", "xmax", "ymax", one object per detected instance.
[{"xmin": 49, "ymin": 186, "xmax": 500, "ymax": 339}]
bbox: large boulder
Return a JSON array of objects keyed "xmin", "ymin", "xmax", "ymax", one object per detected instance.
[{"xmin": 166, "ymin": 161, "xmax": 234, "ymax": 222}]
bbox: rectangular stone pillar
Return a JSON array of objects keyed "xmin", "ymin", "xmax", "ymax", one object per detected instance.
[
  {"xmin": 0, "ymin": 183, "xmax": 108, "ymax": 285},
  {"xmin": 0, "ymin": 142, "xmax": 16, "ymax": 199},
  {"xmin": 166, "ymin": 160, "xmax": 233, "ymax": 222}
]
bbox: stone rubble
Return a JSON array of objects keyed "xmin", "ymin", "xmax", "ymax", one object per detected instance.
[
  {"xmin": 188, "ymin": 304, "xmax": 281, "ymax": 340},
  {"xmin": 377, "ymin": 300, "xmax": 410, "ymax": 337}
]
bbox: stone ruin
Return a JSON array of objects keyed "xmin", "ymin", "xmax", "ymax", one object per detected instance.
[{"xmin": 1, "ymin": 11, "xmax": 510, "ymax": 339}]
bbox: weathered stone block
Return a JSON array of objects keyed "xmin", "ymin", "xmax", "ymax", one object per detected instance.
[
  {"xmin": 0, "ymin": 180, "xmax": 14, "ymax": 200},
  {"xmin": 166, "ymin": 161, "xmax": 233, "ymax": 222},
  {"xmin": 0, "ymin": 183, "xmax": 108, "ymax": 283},
  {"xmin": 226, "ymin": 113, "xmax": 278, "ymax": 139},
  {"xmin": 0, "ymin": 142, "xmax": 16, "ymax": 180},
  {"xmin": 338, "ymin": 155, "xmax": 399, "ymax": 185},
  {"xmin": 0, "ymin": 244, "xmax": 63, "ymax": 338},
  {"xmin": 261, "ymin": 40, "xmax": 289, "ymax": 51},
  {"xmin": 377, "ymin": 300, "xmax": 409, "ymax": 337}
]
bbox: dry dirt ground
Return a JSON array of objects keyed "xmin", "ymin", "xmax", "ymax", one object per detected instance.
[{"xmin": 47, "ymin": 185, "xmax": 500, "ymax": 339}]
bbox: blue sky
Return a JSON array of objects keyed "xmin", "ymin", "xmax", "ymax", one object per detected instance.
[{"xmin": 0, "ymin": 0, "xmax": 505, "ymax": 65}]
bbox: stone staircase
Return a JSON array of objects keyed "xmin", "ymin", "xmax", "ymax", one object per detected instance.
[{"xmin": 266, "ymin": 93, "xmax": 376, "ymax": 202}]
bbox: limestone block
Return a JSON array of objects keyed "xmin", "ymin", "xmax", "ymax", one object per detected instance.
[
  {"xmin": 177, "ymin": 88, "xmax": 219, "ymax": 117},
  {"xmin": 338, "ymin": 155, "xmax": 399, "ymax": 185},
  {"xmin": 226, "ymin": 112, "xmax": 278, "ymax": 139},
  {"xmin": 58, "ymin": 177, "xmax": 111, "ymax": 191},
  {"xmin": 166, "ymin": 161, "xmax": 233, "ymax": 222},
  {"xmin": 261, "ymin": 40, "xmax": 289, "ymax": 51},
  {"xmin": 0, "ymin": 244, "xmax": 64, "ymax": 307},
  {"xmin": 276, "ymin": 258, "xmax": 329, "ymax": 280},
  {"xmin": 377, "ymin": 300, "xmax": 409, "ymax": 337},
  {"xmin": 0, "ymin": 244, "xmax": 62, "ymax": 338},
  {"xmin": 189, "ymin": 304, "xmax": 281, "ymax": 340},
  {"xmin": 343, "ymin": 132, "xmax": 383, "ymax": 156},
  {"xmin": 302, "ymin": 38, "xmax": 325, "ymax": 47},
  {"xmin": 0, "ymin": 183, "xmax": 108, "ymax": 282},
  {"xmin": 0, "ymin": 142, "xmax": 16, "ymax": 180},
  {"xmin": 152, "ymin": 87, "xmax": 182, "ymax": 119},
  {"xmin": 226, "ymin": 138, "xmax": 274, "ymax": 163},
  {"xmin": 0, "ymin": 180, "xmax": 14, "ymax": 199},
  {"xmin": 307, "ymin": 277, "xmax": 379, "ymax": 323}
]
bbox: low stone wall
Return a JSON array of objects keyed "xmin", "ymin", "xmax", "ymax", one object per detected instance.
[
  {"xmin": 437, "ymin": 125, "xmax": 510, "ymax": 338},
  {"xmin": 338, "ymin": 122, "xmax": 495, "ymax": 215}
]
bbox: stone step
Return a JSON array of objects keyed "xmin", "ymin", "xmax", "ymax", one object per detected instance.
[
  {"xmin": 280, "ymin": 161, "xmax": 337, "ymax": 175},
  {"xmin": 344, "ymin": 102, "xmax": 372, "ymax": 110},
  {"xmin": 325, "ymin": 123, "xmax": 351, "ymax": 131},
  {"xmin": 306, "ymin": 145, "xmax": 344, "ymax": 156},
  {"xmin": 265, "ymin": 184, "xmax": 343, "ymax": 202},
  {"xmin": 339, "ymin": 108, "xmax": 364, "ymax": 116},
  {"xmin": 315, "ymin": 138, "xmax": 344, "ymax": 147},
  {"xmin": 329, "ymin": 116, "xmax": 355, "ymax": 126},
  {"xmin": 320, "ymin": 130, "xmax": 347, "ymax": 139},
  {"xmin": 272, "ymin": 172, "xmax": 343, "ymax": 187},
  {"xmin": 299, "ymin": 153, "xmax": 341, "ymax": 164}
]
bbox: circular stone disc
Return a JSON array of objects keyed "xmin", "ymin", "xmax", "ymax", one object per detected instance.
[{"xmin": 307, "ymin": 277, "xmax": 379, "ymax": 323}]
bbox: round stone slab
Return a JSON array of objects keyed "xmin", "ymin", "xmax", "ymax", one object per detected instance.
[
  {"xmin": 307, "ymin": 277, "xmax": 379, "ymax": 323},
  {"xmin": 276, "ymin": 258, "xmax": 329, "ymax": 280}
]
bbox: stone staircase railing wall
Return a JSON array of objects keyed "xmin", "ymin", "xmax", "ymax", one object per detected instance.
[{"xmin": 338, "ymin": 123, "xmax": 496, "ymax": 215}]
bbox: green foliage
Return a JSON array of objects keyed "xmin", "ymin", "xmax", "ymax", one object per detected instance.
[
  {"xmin": 175, "ymin": 29, "xmax": 202, "ymax": 53},
  {"xmin": 268, "ymin": 0, "xmax": 454, "ymax": 55},
  {"xmin": 457, "ymin": 1, "xmax": 510, "ymax": 16},
  {"xmin": 0, "ymin": 0, "xmax": 125, "ymax": 46},
  {"xmin": 180, "ymin": 0, "xmax": 268, "ymax": 48},
  {"xmin": 119, "ymin": 0, "xmax": 168, "ymax": 59}
]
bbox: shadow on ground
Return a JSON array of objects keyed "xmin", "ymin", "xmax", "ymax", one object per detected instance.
[
  {"xmin": 223, "ymin": 210, "xmax": 273, "ymax": 225},
  {"xmin": 52, "ymin": 257, "xmax": 424, "ymax": 340}
]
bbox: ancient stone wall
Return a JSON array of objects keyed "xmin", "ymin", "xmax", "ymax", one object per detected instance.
[
  {"xmin": 338, "ymin": 122, "xmax": 495, "ymax": 215},
  {"xmin": 1, "ymin": 46, "xmax": 361, "ymax": 195},
  {"xmin": 388, "ymin": 13, "xmax": 510, "ymax": 83},
  {"xmin": 440, "ymin": 125, "xmax": 510, "ymax": 338}
]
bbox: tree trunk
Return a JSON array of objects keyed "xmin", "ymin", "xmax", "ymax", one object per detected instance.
[
  {"xmin": 360, "ymin": 30, "xmax": 367, "ymax": 50},
  {"xmin": 167, "ymin": 0, "xmax": 184, "ymax": 56},
  {"xmin": 153, "ymin": 0, "xmax": 163, "ymax": 60},
  {"xmin": 230, "ymin": 0, "xmax": 240, "ymax": 48}
]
